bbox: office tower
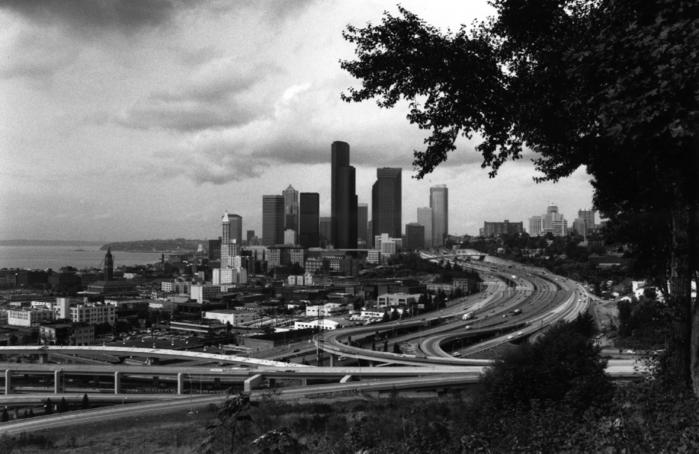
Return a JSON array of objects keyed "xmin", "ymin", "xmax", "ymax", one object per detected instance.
[
  {"xmin": 405, "ymin": 223, "xmax": 425, "ymax": 250},
  {"xmin": 283, "ymin": 185, "xmax": 299, "ymax": 232},
  {"xmin": 331, "ymin": 141, "xmax": 357, "ymax": 248},
  {"xmin": 103, "ymin": 248, "xmax": 113, "ymax": 281},
  {"xmin": 578, "ymin": 209, "xmax": 596, "ymax": 233},
  {"xmin": 417, "ymin": 207, "xmax": 433, "ymax": 249},
  {"xmin": 246, "ymin": 230, "xmax": 255, "ymax": 244},
  {"xmin": 262, "ymin": 195, "xmax": 284, "ymax": 245},
  {"xmin": 529, "ymin": 216, "xmax": 543, "ymax": 236},
  {"xmin": 221, "ymin": 212, "xmax": 243, "ymax": 267},
  {"xmin": 372, "ymin": 168, "xmax": 402, "ymax": 245},
  {"xmin": 357, "ymin": 203, "xmax": 368, "ymax": 246},
  {"xmin": 430, "ymin": 185, "xmax": 449, "ymax": 247},
  {"xmin": 319, "ymin": 216, "xmax": 332, "ymax": 248},
  {"xmin": 208, "ymin": 238, "xmax": 221, "ymax": 261},
  {"xmin": 542, "ymin": 206, "xmax": 567, "ymax": 236},
  {"xmin": 299, "ymin": 192, "xmax": 320, "ymax": 248},
  {"xmin": 284, "ymin": 229, "xmax": 297, "ymax": 245}
]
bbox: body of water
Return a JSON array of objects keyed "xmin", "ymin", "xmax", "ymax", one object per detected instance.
[{"xmin": 0, "ymin": 245, "xmax": 163, "ymax": 270}]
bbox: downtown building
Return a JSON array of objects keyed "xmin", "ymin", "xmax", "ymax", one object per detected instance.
[
  {"xmin": 480, "ymin": 220, "xmax": 524, "ymax": 237},
  {"xmin": 417, "ymin": 207, "xmax": 433, "ymax": 249},
  {"xmin": 299, "ymin": 192, "xmax": 320, "ymax": 248},
  {"xmin": 220, "ymin": 212, "xmax": 242, "ymax": 267},
  {"xmin": 529, "ymin": 206, "xmax": 568, "ymax": 236},
  {"xmin": 262, "ymin": 195, "xmax": 285, "ymax": 245},
  {"xmin": 372, "ymin": 167, "xmax": 402, "ymax": 246},
  {"xmin": 283, "ymin": 185, "xmax": 299, "ymax": 234},
  {"xmin": 331, "ymin": 141, "xmax": 358, "ymax": 248},
  {"xmin": 430, "ymin": 185, "xmax": 449, "ymax": 247}
]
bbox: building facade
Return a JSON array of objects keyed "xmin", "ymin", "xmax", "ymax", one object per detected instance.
[
  {"xmin": 221, "ymin": 212, "xmax": 243, "ymax": 267},
  {"xmin": 480, "ymin": 220, "xmax": 524, "ymax": 237},
  {"xmin": 262, "ymin": 195, "xmax": 284, "ymax": 246},
  {"xmin": 430, "ymin": 185, "xmax": 448, "ymax": 247},
  {"xmin": 299, "ymin": 192, "xmax": 320, "ymax": 248},
  {"xmin": 283, "ymin": 185, "xmax": 299, "ymax": 233},
  {"xmin": 405, "ymin": 223, "xmax": 425, "ymax": 250},
  {"xmin": 331, "ymin": 141, "xmax": 357, "ymax": 248},
  {"xmin": 417, "ymin": 207, "xmax": 433, "ymax": 249},
  {"xmin": 372, "ymin": 167, "xmax": 402, "ymax": 244},
  {"xmin": 357, "ymin": 203, "xmax": 368, "ymax": 247}
]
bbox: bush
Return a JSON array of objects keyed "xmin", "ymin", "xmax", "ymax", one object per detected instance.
[{"xmin": 481, "ymin": 313, "xmax": 613, "ymax": 411}]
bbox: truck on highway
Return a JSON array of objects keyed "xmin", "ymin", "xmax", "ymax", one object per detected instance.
[{"xmin": 462, "ymin": 312, "xmax": 473, "ymax": 320}]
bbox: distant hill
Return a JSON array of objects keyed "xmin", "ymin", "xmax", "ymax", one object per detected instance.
[
  {"xmin": 101, "ymin": 239, "xmax": 206, "ymax": 253},
  {"xmin": 0, "ymin": 239, "xmax": 104, "ymax": 246}
]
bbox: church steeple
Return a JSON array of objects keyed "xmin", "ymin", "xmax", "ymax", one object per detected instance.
[{"xmin": 104, "ymin": 248, "xmax": 114, "ymax": 281}]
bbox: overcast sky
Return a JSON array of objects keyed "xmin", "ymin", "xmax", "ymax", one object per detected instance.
[{"xmin": 0, "ymin": 0, "xmax": 595, "ymax": 241}]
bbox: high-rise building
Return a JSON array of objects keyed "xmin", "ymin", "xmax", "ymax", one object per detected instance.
[
  {"xmin": 331, "ymin": 141, "xmax": 357, "ymax": 249},
  {"xmin": 405, "ymin": 223, "xmax": 425, "ymax": 250},
  {"xmin": 357, "ymin": 203, "xmax": 368, "ymax": 247},
  {"xmin": 221, "ymin": 212, "xmax": 243, "ymax": 267},
  {"xmin": 529, "ymin": 216, "xmax": 543, "ymax": 236},
  {"xmin": 208, "ymin": 238, "xmax": 221, "ymax": 261},
  {"xmin": 246, "ymin": 230, "xmax": 255, "ymax": 245},
  {"xmin": 283, "ymin": 185, "xmax": 299, "ymax": 233},
  {"xmin": 262, "ymin": 195, "xmax": 284, "ymax": 246},
  {"xmin": 372, "ymin": 168, "xmax": 402, "ymax": 245},
  {"xmin": 430, "ymin": 185, "xmax": 448, "ymax": 247},
  {"xmin": 542, "ymin": 206, "xmax": 567, "ymax": 236},
  {"xmin": 417, "ymin": 207, "xmax": 433, "ymax": 249},
  {"xmin": 103, "ymin": 248, "xmax": 113, "ymax": 281},
  {"xmin": 480, "ymin": 220, "xmax": 524, "ymax": 237},
  {"xmin": 319, "ymin": 217, "xmax": 332, "ymax": 248},
  {"xmin": 576, "ymin": 209, "xmax": 597, "ymax": 236},
  {"xmin": 299, "ymin": 192, "xmax": 320, "ymax": 248}
]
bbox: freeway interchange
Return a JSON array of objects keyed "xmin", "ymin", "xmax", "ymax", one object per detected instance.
[{"xmin": 0, "ymin": 252, "xmax": 638, "ymax": 433}]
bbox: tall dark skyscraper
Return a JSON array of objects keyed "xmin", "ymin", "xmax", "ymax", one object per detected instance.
[
  {"xmin": 283, "ymin": 185, "xmax": 299, "ymax": 232},
  {"xmin": 319, "ymin": 216, "xmax": 332, "ymax": 248},
  {"xmin": 331, "ymin": 141, "xmax": 357, "ymax": 248},
  {"xmin": 430, "ymin": 185, "xmax": 449, "ymax": 247},
  {"xmin": 299, "ymin": 192, "xmax": 320, "ymax": 248},
  {"xmin": 372, "ymin": 167, "xmax": 402, "ymax": 244},
  {"xmin": 262, "ymin": 195, "xmax": 284, "ymax": 246},
  {"xmin": 357, "ymin": 203, "xmax": 368, "ymax": 246},
  {"xmin": 103, "ymin": 248, "xmax": 113, "ymax": 281}
]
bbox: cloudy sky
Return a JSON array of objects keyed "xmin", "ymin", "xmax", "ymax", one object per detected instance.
[{"xmin": 0, "ymin": 0, "xmax": 595, "ymax": 241}]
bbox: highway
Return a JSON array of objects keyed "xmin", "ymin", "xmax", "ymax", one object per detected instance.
[{"xmin": 0, "ymin": 251, "xmax": 642, "ymax": 434}]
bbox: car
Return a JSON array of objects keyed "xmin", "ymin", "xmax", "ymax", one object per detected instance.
[{"xmin": 464, "ymin": 325, "xmax": 471, "ymax": 330}]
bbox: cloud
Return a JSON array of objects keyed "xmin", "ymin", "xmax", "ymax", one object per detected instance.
[
  {"xmin": 116, "ymin": 59, "xmax": 278, "ymax": 131},
  {"xmin": 0, "ymin": 0, "xmax": 186, "ymax": 33},
  {"xmin": 0, "ymin": 27, "xmax": 79, "ymax": 80}
]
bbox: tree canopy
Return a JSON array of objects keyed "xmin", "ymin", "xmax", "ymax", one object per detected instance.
[{"xmin": 342, "ymin": 0, "xmax": 699, "ymax": 392}]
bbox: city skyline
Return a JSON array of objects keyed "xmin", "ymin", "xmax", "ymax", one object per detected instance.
[{"xmin": 0, "ymin": 1, "xmax": 595, "ymax": 242}]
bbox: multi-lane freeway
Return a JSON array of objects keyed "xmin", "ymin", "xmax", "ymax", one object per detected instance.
[{"xmin": 0, "ymin": 251, "xmax": 640, "ymax": 433}]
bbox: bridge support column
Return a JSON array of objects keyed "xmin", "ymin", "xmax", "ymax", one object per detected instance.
[
  {"xmin": 39, "ymin": 353, "xmax": 48, "ymax": 364},
  {"xmin": 114, "ymin": 371, "xmax": 121, "ymax": 394},
  {"xmin": 54, "ymin": 370, "xmax": 62, "ymax": 394},
  {"xmin": 329, "ymin": 354, "xmax": 334, "ymax": 367},
  {"xmin": 300, "ymin": 378, "xmax": 308, "ymax": 386},
  {"xmin": 177, "ymin": 373, "xmax": 184, "ymax": 395},
  {"xmin": 4, "ymin": 370, "xmax": 11, "ymax": 395},
  {"xmin": 244, "ymin": 374, "xmax": 263, "ymax": 393}
]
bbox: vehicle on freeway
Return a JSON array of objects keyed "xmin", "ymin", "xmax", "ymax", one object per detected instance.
[
  {"xmin": 464, "ymin": 325, "xmax": 471, "ymax": 330},
  {"xmin": 512, "ymin": 308, "xmax": 522, "ymax": 315},
  {"xmin": 462, "ymin": 312, "xmax": 473, "ymax": 320}
]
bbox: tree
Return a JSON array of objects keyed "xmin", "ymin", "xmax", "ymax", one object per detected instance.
[
  {"xmin": 481, "ymin": 318, "xmax": 613, "ymax": 411},
  {"xmin": 342, "ymin": 1, "xmax": 699, "ymax": 393}
]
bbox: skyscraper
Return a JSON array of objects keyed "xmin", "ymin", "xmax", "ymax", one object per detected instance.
[
  {"xmin": 372, "ymin": 168, "xmax": 402, "ymax": 245},
  {"xmin": 319, "ymin": 216, "xmax": 332, "ymax": 248},
  {"xmin": 430, "ymin": 185, "xmax": 448, "ymax": 247},
  {"xmin": 331, "ymin": 141, "xmax": 357, "ymax": 248},
  {"xmin": 357, "ymin": 203, "xmax": 368, "ymax": 247},
  {"xmin": 103, "ymin": 248, "xmax": 113, "ymax": 281},
  {"xmin": 405, "ymin": 223, "xmax": 425, "ymax": 250},
  {"xmin": 417, "ymin": 207, "xmax": 433, "ymax": 249},
  {"xmin": 262, "ymin": 195, "xmax": 284, "ymax": 246},
  {"xmin": 221, "ymin": 212, "xmax": 243, "ymax": 267},
  {"xmin": 299, "ymin": 192, "xmax": 320, "ymax": 248},
  {"xmin": 283, "ymin": 185, "xmax": 299, "ymax": 233},
  {"xmin": 542, "ymin": 206, "xmax": 567, "ymax": 236},
  {"xmin": 529, "ymin": 216, "xmax": 543, "ymax": 236}
]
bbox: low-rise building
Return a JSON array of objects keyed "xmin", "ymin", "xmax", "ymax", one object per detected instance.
[
  {"xmin": 7, "ymin": 308, "xmax": 55, "ymax": 327},
  {"xmin": 190, "ymin": 284, "xmax": 221, "ymax": 303},
  {"xmin": 376, "ymin": 293, "xmax": 421, "ymax": 309},
  {"xmin": 70, "ymin": 303, "xmax": 116, "ymax": 326},
  {"xmin": 293, "ymin": 318, "xmax": 340, "ymax": 330},
  {"xmin": 305, "ymin": 302, "xmax": 344, "ymax": 317},
  {"xmin": 203, "ymin": 309, "xmax": 258, "ymax": 327}
]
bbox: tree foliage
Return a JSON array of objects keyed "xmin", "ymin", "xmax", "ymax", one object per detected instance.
[
  {"xmin": 342, "ymin": 0, "xmax": 699, "ymax": 392},
  {"xmin": 481, "ymin": 315, "xmax": 612, "ymax": 412}
]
